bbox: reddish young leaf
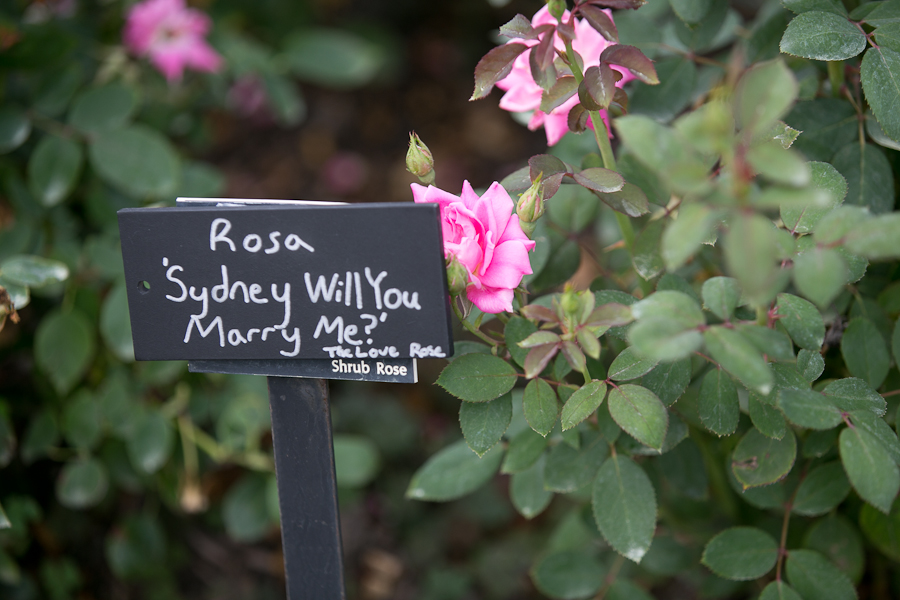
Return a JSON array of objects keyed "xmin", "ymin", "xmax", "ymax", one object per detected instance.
[
  {"xmin": 573, "ymin": 167, "xmax": 625, "ymax": 193},
  {"xmin": 579, "ymin": 63, "xmax": 621, "ymax": 110},
  {"xmin": 584, "ymin": 0, "xmax": 647, "ymax": 9},
  {"xmin": 540, "ymin": 76, "xmax": 579, "ymax": 113},
  {"xmin": 529, "ymin": 31, "xmax": 558, "ymax": 90},
  {"xmin": 525, "ymin": 344, "xmax": 560, "ymax": 378},
  {"xmin": 568, "ymin": 104, "xmax": 590, "ymax": 132},
  {"xmin": 499, "ymin": 14, "xmax": 537, "ymax": 40},
  {"xmin": 520, "ymin": 304, "xmax": 561, "ymax": 323},
  {"xmin": 579, "ymin": 5, "xmax": 619, "ymax": 43},
  {"xmin": 600, "ymin": 44, "xmax": 659, "ymax": 84},
  {"xmin": 471, "ymin": 43, "xmax": 529, "ymax": 100}
]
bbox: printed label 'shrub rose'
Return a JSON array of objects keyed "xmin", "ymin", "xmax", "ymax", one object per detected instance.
[{"xmin": 118, "ymin": 203, "xmax": 453, "ymax": 361}]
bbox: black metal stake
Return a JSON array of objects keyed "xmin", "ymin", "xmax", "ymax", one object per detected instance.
[{"xmin": 267, "ymin": 376, "xmax": 346, "ymax": 600}]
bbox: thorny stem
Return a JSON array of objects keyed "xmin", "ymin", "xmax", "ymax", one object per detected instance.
[
  {"xmin": 452, "ymin": 298, "xmax": 501, "ymax": 346},
  {"xmin": 562, "ymin": 39, "xmax": 635, "ymax": 251}
]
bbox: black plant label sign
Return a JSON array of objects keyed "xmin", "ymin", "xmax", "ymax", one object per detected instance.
[{"xmin": 118, "ymin": 203, "xmax": 453, "ymax": 361}]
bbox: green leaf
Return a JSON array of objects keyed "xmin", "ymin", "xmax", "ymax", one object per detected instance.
[
  {"xmin": 702, "ymin": 277, "xmax": 741, "ymax": 321},
  {"xmin": 859, "ymin": 497, "xmax": 900, "ymax": 562},
  {"xmin": 785, "ymin": 99, "xmax": 857, "ymax": 162},
  {"xmin": 658, "ymin": 437, "xmax": 708, "ymax": 499},
  {"xmin": 661, "ymin": 203, "xmax": 719, "ymax": 270},
  {"xmin": 699, "ymin": 368, "xmax": 739, "ymax": 436},
  {"xmin": 406, "ymin": 439, "xmax": 503, "ymax": 501},
  {"xmin": 747, "ymin": 141, "xmax": 811, "ymax": 187},
  {"xmin": 21, "ymin": 410, "xmax": 59, "ymax": 464},
  {"xmin": 68, "ymin": 83, "xmax": 137, "ymax": 133},
  {"xmin": 543, "ymin": 431, "xmax": 609, "ymax": 492},
  {"xmin": 703, "ymin": 326, "xmax": 774, "ymax": 395},
  {"xmin": 780, "ymin": 12, "xmax": 866, "ymax": 60},
  {"xmin": 629, "ymin": 57, "xmax": 696, "ymax": 122},
  {"xmin": 640, "ymin": 359, "xmax": 691, "ymax": 406},
  {"xmin": 822, "ymin": 378, "xmax": 885, "ymax": 414},
  {"xmin": 798, "ymin": 349, "xmax": 825, "ymax": 382},
  {"xmin": 804, "ymin": 428, "xmax": 840, "ymax": 458},
  {"xmin": 781, "ymin": 162, "xmax": 848, "ymax": 234},
  {"xmin": 470, "ymin": 42, "xmax": 530, "ymax": 100},
  {"xmin": 510, "ymin": 456, "xmax": 552, "ymax": 519},
  {"xmin": 749, "ymin": 393, "xmax": 787, "ymax": 439},
  {"xmin": 701, "ymin": 527, "xmax": 778, "ymax": 580},
  {"xmin": 631, "ymin": 291, "xmax": 705, "ymax": 328},
  {"xmin": 89, "ymin": 126, "xmax": 180, "ymax": 199},
  {"xmin": 501, "ymin": 427, "xmax": 548, "ymax": 473},
  {"xmin": 284, "ymin": 29, "xmax": 384, "ymax": 89},
  {"xmin": 840, "ymin": 426, "xmax": 900, "ymax": 513},
  {"xmin": 735, "ymin": 59, "xmax": 798, "ymax": 133},
  {"xmin": 459, "ymin": 392, "xmax": 512, "ymax": 456},
  {"xmin": 222, "ymin": 474, "xmax": 274, "ymax": 543},
  {"xmin": 894, "ymin": 319, "xmax": 900, "ymax": 367},
  {"xmin": 815, "ymin": 206, "xmax": 873, "ymax": 245},
  {"xmin": 505, "ymin": 316, "xmax": 537, "ymax": 368},
  {"xmin": 840, "ymin": 317, "xmax": 890, "ymax": 389},
  {"xmin": 628, "ymin": 318, "xmax": 704, "ymax": 362},
  {"xmin": 437, "ymin": 353, "xmax": 517, "ymax": 403},
  {"xmin": 62, "ymin": 390, "xmax": 101, "ymax": 450},
  {"xmin": 776, "ymin": 293, "xmax": 825, "ymax": 350},
  {"xmin": 605, "ymin": 580, "xmax": 655, "ymax": 600},
  {"xmin": 333, "ymin": 435, "xmax": 381, "ymax": 488},
  {"xmin": 28, "ymin": 135, "xmax": 82, "ymax": 207},
  {"xmin": 724, "ymin": 214, "xmax": 784, "ymax": 305},
  {"xmin": 0, "ymin": 106, "xmax": 30, "ymax": 153},
  {"xmin": 844, "ymin": 213, "xmax": 900, "ymax": 259},
  {"xmin": 607, "ymin": 384, "xmax": 668, "ymax": 450},
  {"xmin": 778, "ymin": 388, "xmax": 842, "ymax": 430},
  {"xmin": 127, "ymin": 410, "xmax": 173, "ymax": 474},
  {"xmin": 56, "ymin": 457, "xmax": 108, "ymax": 509},
  {"xmin": 793, "ymin": 247, "xmax": 847, "ymax": 308},
  {"xmin": 861, "ymin": 46, "xmax": 900, "ymax": 142},
  {"xmin": 631, "ymin": 218, "xmax": 664, "ymax": 280},
  {"xmin": 732, "ymin": 427, "xmax": 797, "ymax": 488},
  {"xmin": 523, "ymin": 379, "xmax": 558, "ymax": 437},
  {"xmin": 560, "ymin": 381, "xmax": 607, "ymax": 431},
  {"xmin": 876, "ymin": 22, "xmax": 900, "ymax": 52},
  {"xmin": 759, "ymin": 581, "xmax": 803, "ymax": 600},
  {"xmin": 0, "ymin": 255, "xmax": 68, "ymax": 287},
  {"xmin": 34, "ymin": 309, "xmax": 95, "ymax": 395},
  {"xmin": 737, "ymin": 325, "xmax": 795, "ymax": 361},
  {"xmin": 831, "ymin": 142, "xmax": 894, "ymax": 214},
  {"xmin": 848, "ymin": 410, "xmax": 900, "ymax": 463},
  {"xmin": 608, "ymin": 347, "xmax": 658, "ymax": 381},
  {"xmin": 669, "ymin": 0, "xmax": 711, "ymax": 24},
  {"xmin": 531, "ymin": 550, "xmax": 605, "ymax": 599},
  {"xmin": 804, "ymin": 515, "xmax": 864, "ymax": 584},
  {"xmin": 783, "ymin": 0, "xmax": 846, "ymax": 15},
  {"xmin": 785, "ymin": 549, "xmax": 858, "ymax": 600},
  {"xmin": 793, "ymin": 462, "xmax": 851, "ymax": 516},
  {"xmin": 592, "ymin": 455, "xmax": 657, "ymax": 563},
  {"xmin": 100, "ymin": 279, "xmax": 134, "ymax": 362}
]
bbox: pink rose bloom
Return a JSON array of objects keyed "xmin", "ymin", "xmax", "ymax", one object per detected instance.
[
  {"xmin": 124, "ymin": 0, "xmax": 222, "ymax": 82},
  {"xmin": 412, "ymin": 181, "xmax": 536, "ymax": 314},
  {"xmin": 496, "ymin": 6, "xmax": 634, "ymax": 146}
]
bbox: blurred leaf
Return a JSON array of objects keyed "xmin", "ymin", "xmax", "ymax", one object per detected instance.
[
  {"xmin": 629, "ymin": 317, "xmax": 703, "ymax": 362},
  {"xmin": 669, "ymin": 0, "xmax": 711, "ymax": 25},
  {"xmin": 735, "ymin": 59, "xmax": 797, "ymax": 134},
  {"xmin": 544, "ymin": 431, "xmax": 609, "ymax": 492},
  {"xmin": 178, "ymin": 161, "xmax": 225, "ymax": 198},
  {"xmin": 629, "ymin": 57, "xmax": 696, "ymax": 122},
  {"xmin": 658, "ymin": 437, "xmax": 708, "ymax": 499},
  {"xmin": 607, "ymin": 384, "xmax": 667, "ymax": 450},
  {"xmin": 0, "ymin": 107, "xmax": 30, "ymax": 153},
  {"xmin": 702, "ymin": 277, "xmax": 740, "ymax": 322},
  {"xmin": 262, "ymin": 73, "xmax": 306, "ymax": 126},
  {"xmin": 840, "ymin": 317, "xmax": 890, "ymax": 389},
  {"xmin": 407, "ymin": 440, "xmax": 503, "ymax": 502},
  {"xmin": 21, "ymin": 410, "xmax": 59, "ymax": 463},
  {"xmin": 732, "ymin": 427, "xmax": 796, "ymax": 488},
  {"xmin": 724, "ymin": 214, "xmax": 782, "ymax": 305},
  {"xmin": 701, "ymin": 527, "xmax": 778, "ymax": 580},
  {"xmin": 100, "ymin": 280, "xmax": 134, "ymax": 362},
  {"xmin": 605, "ymin": 580, "xmax": 654, "ymax": 600},
  {"xmin": 737, "ymin": 325, "xmax": 794, "ymax": 361},
  {"xmin": 523, "ymin": 379, "xmax": 558, "ymax": 437},
  {"xmin": 560, "ymin": 380, "xmax": 606, "ymax": 430},
  {"xmin": 840, "ymin": 425, "xmax": 899, "ymax": 513},
  {"xmin": 804, "ymin": 515, "xmax": 864, "ymax": 584},
  {"xmin": 531, "ymin": 550, "xmax": 604, "ymax": 599},
  {"xmin": 793, "ymin": 462, "xmax": 851, "ymax": 516},
  {"xmin": 844, "ymin": 213, "xmax": 900, "ymax": 259},
  {"xmin": 592, "ymin": 455, "xmax": 656, "ymax": 563},
  {"xmin": 704, "ymin": 326, "xmax": 773, "ymax": 395},
  {"xmin": 780, "ymin": 12, "xmax": 866, "ymax": 60},
  {"xmin": 62, "ymin": 390, "xmax": 101, "ymax": 450},
  {"xmin": 437, "ymin": 354, "xmax": 517, "ymax": 403},
  {"xmin": 501, "ymin": 427, "xmax": 547, "ymax": 473},
  {"xmin": 27, "ymin": 135, "xmax": 82, "ymax": 207},
  {"xmin": 759, "ymin": 581, "xmax": 803, "ymax": 600},
  {"xmin": 106, "ymin": 513, "xmax": 166, "ymax": 580},
  {"xmin": 661, "ymin": 203, "xmax": 718, "ymax": 269},
  {"xmin": 126, "ymin": 410, "xmax": 172, "ymax": 474},
  {"xmin": 776, "ymin": 293, "xmax": 825, "ymax": 350},
  {"xmin": 786, "ymin": 549, "xmax": 857, "ymax": 600},
  {"xmin": 510, "ymin": 456, "xmax": 552, "ymax": 519},
  {"xmin": 283, "ymin": 29, "xmax": 384, "ymax": 89},
  {"xmin": 1, "ymin": 255, "xmax": 68, "ymax": 287},
  {"xmin": 33, "ymin": 63, "xmax": 83, "ymax": 116},
  {"xmin": 90, "ymin": 126, "xmax": 180, "ymax": 199},
  {"xmin": 785, "ymin": 98, "xmax": 856, "ymax": 162},
  {"xmin": 784, "ymin": 0, "xmax": 846, "ymax": 14},
  {"xmin": 781, "ymin": 162, "xmax": 848, "ymax": 234},
  {"xmin": 861, "ymin": 46, "xmax": 900, "ymax": 142},
  {"xmin": 222, "ymin": 474, "xmax": 274, "ymax": 543},
  {"xmin": 68, "ymin": 83, "xmax": 137, "ymax": 133},
  {"xmin": 831, "ymin": 142, "xmax": 894, "ymax": 214},
  {"xmin": 631, "ymin": 218, "xmax": 664, "ymax": 281},
  {"xmin": 640, "ymin": 359, "xmax": 691, "ymax": 406},
  {"xmin": 859, "ymin": 497, "xmax": 900, "ymax": 562},
  {"xmin": 747, "ymin": 141, "xmax": 811, "ymax": 187},
  {"xmin": 459, "ymin": 392, "xmax": 512, "ymax": 456},
  {"xmin": 35, "ymin": 309, "xmax": 94, "ymax": 395},
  {"xmin": 699, "ymin": 368, "xmax": 739, "ymax": 437},
  {"xmin": 56, "ymin": 457, "xmax": 108, "ymax": 509},
  {"xmin": 333, "ymin": 434, "xmax": 381, "ymax": 487}
]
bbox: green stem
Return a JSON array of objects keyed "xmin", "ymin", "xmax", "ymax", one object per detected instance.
[
  {"xmin": 452, "ymin": 298, "xmax": 500, "ymax": 346},
  {"xmin": 827, "ymin": 61, "xmax": 844, "ymax": 98}
]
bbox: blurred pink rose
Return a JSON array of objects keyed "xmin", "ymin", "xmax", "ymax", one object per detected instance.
[
  {"xmin": 412, "ymin": 181, "xmax": 535, "ymax": 313},
  {"xmin": 496, "ymin": 6, "xmax": 633, "ymax": 146},
  {"xmin": 124, "ymin": 0, "xmax": 222, "ymax": 82}
]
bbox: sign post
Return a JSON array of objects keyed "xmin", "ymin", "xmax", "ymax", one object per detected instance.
[{"xmin": 118, "ymin": 198, "xmax": 452, "ymax": 599}]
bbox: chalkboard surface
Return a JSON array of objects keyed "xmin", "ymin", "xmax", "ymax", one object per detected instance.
[{"xmin": 118, "ymin": 203, "xmax": 453, "ymax": 361}]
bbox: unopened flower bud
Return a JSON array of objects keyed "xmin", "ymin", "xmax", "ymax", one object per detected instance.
[
  {"xmin": 406, "ymin": 132, "xmax": 435, "ymax": 185},
  {"xmin": 547, "ymin": 0, "xmax": 566, "ymax": 20},
  {"xmin": 446, "ymin": 255, "xmax": 469, "ymax": 296},
  {"xmin": 516, "ymin": 175, "xmax": 544, "ymax": 236}
]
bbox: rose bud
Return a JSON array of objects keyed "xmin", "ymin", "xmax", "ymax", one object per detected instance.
[
  {"xmin": 446, "ymin": 255, "xmax": 469, "ymax": 296},
  {"xmin": 516, "ymin": 174, "xmax": 544, "ymax": 236},
  {"xmin": 406, "ymin": 132, "xmax": 435, "ymax": 185}
]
